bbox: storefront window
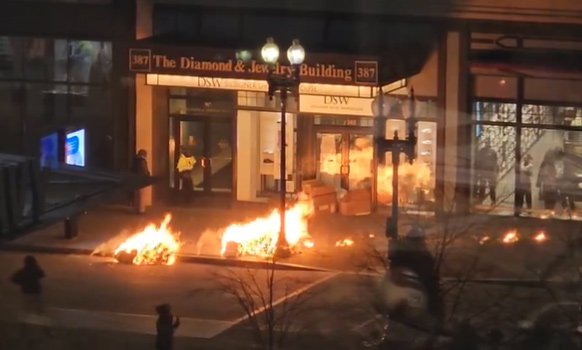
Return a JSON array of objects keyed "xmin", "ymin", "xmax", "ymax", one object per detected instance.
[
  {"xmin": 70, "ymin": 86, "xmax": 111, "ymax": 122},
  {"xmin": 473, "ymin": 76, "xmax": 517, "ymax": 99},
  {"xmin": 169, "ymin": 90, "xmax": 234, "ymax": 115},
  {"xmin": 525, "ymin": 78, "xmax": 582, "ymax": 104},
  {"xmin": 377, "ymin": 120, "xmax": 437, "ymax": 210},
  {"xmin": 0, "ymin": 37, "xmax": 24, "ymax": 79},
  {"xmin": 22, "ymin": 38, "xmax": 111, "ymax": 85},
  {"xmin": 0, "ymin": 35, "xmax": 113, "ymax": 165},
  {"xmin": 471, "ymin": 124, "xmax": 516, "ymax": 213},
  {"xmin": 237, "ymin": 91, "xmax": 297, "ymax": 111},
  {"xmin": 519, "ymin": 128, "xmax": 582, "ymax": 218},
  {"xmin": 314, "ymin": 115, "xmax": 373, "ymax": 127},
  {"xmin": 473, "ymin": 101, "xmax": 517, "ymax": 122},
  {"xmin": 522, "ymin": 104, "xmax": 582, "ymax": 127},
  {"xmin": 472, "ymin": 94, "xmax": 582, "ymax": 219},
  {"xmin": 25, "ymin": 83, "xmax": 69, "ymax": 124},
  {"xmin": 0, "ymin": 82, "xmax": 22, "ymax": 153}
]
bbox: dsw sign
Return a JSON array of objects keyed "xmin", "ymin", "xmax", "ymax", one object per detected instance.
[{"xmin": 323, "ymin": 96, "xmax": 350, "ymax": 105}]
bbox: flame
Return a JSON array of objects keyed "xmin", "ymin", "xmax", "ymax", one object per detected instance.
[
  {"xmin": 114, "ymin": 214, "xmax": 181, "ymax": 265},
  {"xmin": 303, "ymin": 240, "xmax": 315, "ymax": 249},
  {"xmin": 220, "ymin": 201, "xmax": 313, "ymax": 258},
  {"xmin": 502, "ymin": 230, "xmax": 519, "ymax": 244},
  {"xmin": 533, "ymin": 231, "xmax": 548, "ymax": 243},
  {"xmin": 479, "ymin": 236, "xmax": 491, "ymax": 245},
  {"xmin": 318, "ymin": 139, "xmax": 433, "ymax": 205},
  {"xmin": 335, "ymin": 238, "xmax": 354, "ymax": 247},
  {"xmin": 377, "ymin": 162, "xmax": 433, "ymax": 205}
]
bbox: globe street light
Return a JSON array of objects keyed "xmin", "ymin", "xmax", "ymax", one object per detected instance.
[
  {"xmin": 261, "ymin": 37, "xmax": 305, "ymax": 259},
  {"xmin": 372, "ymin": 87, "xmax": 418, "ymax": 243}
]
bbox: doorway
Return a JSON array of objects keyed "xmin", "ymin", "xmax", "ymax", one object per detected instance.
[
  {"xmin": 314, "ymin": 126, "xmax": 374, "ymax": 193},
  {"xmin": 169, "ymin": 116, "xmax": 233, "ymax": 195}
]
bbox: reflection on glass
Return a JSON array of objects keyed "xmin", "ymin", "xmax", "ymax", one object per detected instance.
[
  {"xmin": 521, "ymin": 129, "xmax": 581, "ymax": 216},
  {"xmin": 473, "ymin": 102, "xmax": 516, "ymax": 122},
  {"xmin": 522, "ymin": 104, "xmax": 582, "ymax": 127},
  {"xmin": 209, "ymin": 122, "xmax": 233, "ymax": 193},
  {"xmin": 471, "ymin": 125, "xmax": 516, "ymax": 210}
]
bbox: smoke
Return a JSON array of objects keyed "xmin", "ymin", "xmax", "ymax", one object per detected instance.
[{"xmin": 195, "ymin": 229, "xmax": 222, "ymax": 255}]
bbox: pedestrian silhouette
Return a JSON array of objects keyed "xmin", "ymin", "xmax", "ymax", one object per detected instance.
[
  {"xmin": 10, "ymin": 255, "xmax": 53, "ymax": 338},
  {"xmin": 11, "ymin": 256, "xmax": 45, "ymax": 318},
  {"xmin": 155, "ymin": 303, "xmax": 180, "ymax": 350},
  {"xmin": 131, "ymin": 149, "xmax": 151, "ymax": 214}
]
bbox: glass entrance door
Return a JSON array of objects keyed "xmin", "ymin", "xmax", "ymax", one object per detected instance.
[
  {"xmin": 170, "ymin": 117, "xmax": 233, "ymax": 194},
  {"xmin": 315, "ymin": 130, "xmax": 373, "ymax": 192}
]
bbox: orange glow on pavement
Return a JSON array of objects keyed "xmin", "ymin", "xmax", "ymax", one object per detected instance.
[
  {"xmin": 533, "ymin": 231, "xmax": 548, "ymax": 243},
  {"xmin": 502, "ymin": 230, "xmax": 519, "ymax": 244}
]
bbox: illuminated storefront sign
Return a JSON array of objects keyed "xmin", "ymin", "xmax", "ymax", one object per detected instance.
[
  {"xmin": 147, "ymin": 73, "xmax": 391, "ymax": 99},
  {"xmin": 131, "ymin": 47, "xmax": 379, "ymax": 86},
  {"xmin": 146, "ymin": 74, "xmax": 268, "ymax": 92},
  {"xmin": 299, "ymin": 95, "xmax": 373, "ymax": 116}
]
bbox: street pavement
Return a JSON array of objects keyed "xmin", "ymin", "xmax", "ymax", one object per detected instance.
[
  {"xmin": 0, "ymin": 251, "xmax": 341, "ymax": 349},
  {"xmin": 1, "ymin": 249, "xmax": 581, "ymax": 349},
  {"xmin": 2, "ymin": 203, "xmax": 582, "ymax": 348}
]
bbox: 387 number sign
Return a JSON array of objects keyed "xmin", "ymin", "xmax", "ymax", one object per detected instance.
[
  {"xmin": 129, "ymin": 49, "xmax": 152, "ymax": 72},
  {"xmin": 354, "ymin": 61, "xmax": 378, "ymax": 85}
]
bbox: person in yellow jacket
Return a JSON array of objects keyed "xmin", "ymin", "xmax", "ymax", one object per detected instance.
[{"xmin": 177, "ymin": 147, "xmax": 196, "ymax": 204}]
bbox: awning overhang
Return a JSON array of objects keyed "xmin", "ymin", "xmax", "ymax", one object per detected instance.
[{"xmin": 1, "ymin": 154, "xmax": 157, "ymax": 239}]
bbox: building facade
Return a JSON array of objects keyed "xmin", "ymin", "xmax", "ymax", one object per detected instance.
[
  {"xmin": 2, "ymin": 0, "xmax": 582, "ymax": 220},
  {"xmin": 0, "ymin": 0, "xmax": 134, "ymax": 170}
]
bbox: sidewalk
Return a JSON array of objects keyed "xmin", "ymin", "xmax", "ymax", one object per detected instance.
[
  {"xmin": 0, "ymin": 305, "xmax": 233, "ymax": 339},
  {"xmin": 0, "ymin": 203, "xmax": 392, "ymax": 270},
  {"xmin": 2, "ymin": 202, "xmax": 579, "ymax": 273}
]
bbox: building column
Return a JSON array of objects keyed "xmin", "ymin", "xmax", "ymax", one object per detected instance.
[
  {"xmin": 134, "ymin": 0, "xmax": 153, "ymax": 207},
  {"xmin": 443, "ymin": 31, "xmax": 471, "ymax": 214},
  {"xmin": 236, "ymin": 110, "xmax": 260, "ymax": 201}
]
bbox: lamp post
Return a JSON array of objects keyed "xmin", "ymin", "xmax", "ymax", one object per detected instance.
[
  {"xmin": 261, "ymin": 37, "xmax": 305, "ymax": 259},
  {"xmin": 372, "ymin": 87, "xmax": 418, "ymax": 242}
]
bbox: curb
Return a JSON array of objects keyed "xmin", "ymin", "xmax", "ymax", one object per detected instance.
[{"xmin": 0, "ymin": 244, "xmax": 330, "ymax": 272}]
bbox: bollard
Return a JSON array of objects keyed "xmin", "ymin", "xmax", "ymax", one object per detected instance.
[{"xmin": 64, "ymin": 216, "xmax": 79, "ymax": 239}]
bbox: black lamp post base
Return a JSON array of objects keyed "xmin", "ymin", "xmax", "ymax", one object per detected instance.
[{"xmin": 274, "ymin": 245, "xmax": 292, "ymax": 259}]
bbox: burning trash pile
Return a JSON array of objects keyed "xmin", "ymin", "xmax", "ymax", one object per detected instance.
[
  {"xmin": 114, "ymin": 214, "xmax": 181, "ymax": 265},
  {"xmin": 220, "ymin": 201, "xmax": 314, "ymax": 258}
]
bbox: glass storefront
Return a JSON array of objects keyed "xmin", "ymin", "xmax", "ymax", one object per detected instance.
[
  {"xmin": 168, "ymin": 88, "xmax": 234, "ymax": 194},
  {"xmin": 236, "ymin": 91, "xmax": 298, "ymax": 201},
  {"xmin": 0, "ymin": 36, "xmax": 113, "ymax": 166},
  {"xmin": 471, "ymin": 85, "xmax": 582, "ymax": 219},
  {"xmin": 378, "ymin": 97, "xmax": 438, "ymax": 211}
]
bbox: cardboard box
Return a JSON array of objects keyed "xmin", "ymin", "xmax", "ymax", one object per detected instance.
[
  {"xmin": 312, "ymin": 192, "xmax": 337, "ymax": 214},
  {"xmin": 342, "ymin": 188, "xmax": 371, "ymax": 202},
  {"xmin": 310, "ymin": 185, "xmax": 336, "ymax": 197},
  {"xmin": 301, "ymin": 179, "xmax": 323, "ymax": 195},
  {"xmin": 339, "ymin": 188, "xmax": 372, "ymax": 216},
  {"xmin": 339, "ymin": 200, "xmax": 371, "ymax": 216}
]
